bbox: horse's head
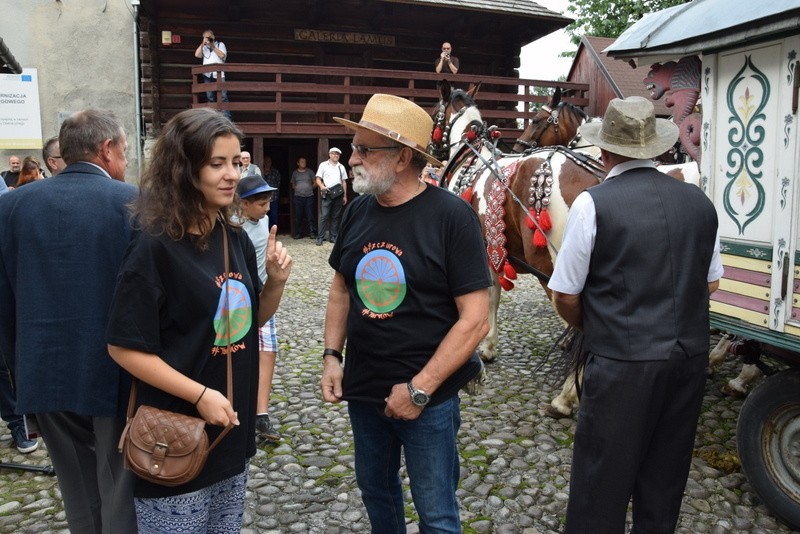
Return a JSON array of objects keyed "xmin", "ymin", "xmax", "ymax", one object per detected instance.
[
  {"xmin": 513, "ymin": 88, "xmax": 588, "ymax": 153},
  {"xmin": 429, "ymin": 80, "xmax": 484, "ymax": 161}
]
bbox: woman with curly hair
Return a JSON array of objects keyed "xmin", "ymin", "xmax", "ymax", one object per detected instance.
[{"xmin": 106, "ymin": 108, "xmax": 292, "ymax": 532}]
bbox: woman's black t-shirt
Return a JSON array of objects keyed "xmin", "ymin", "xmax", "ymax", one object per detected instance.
[{"xmin": 107, "ymin": 223, "xmax": 261, "ymax": 498}]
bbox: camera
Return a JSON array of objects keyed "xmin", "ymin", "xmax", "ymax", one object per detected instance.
[{"xmin": 207, "ymin": 36, "xmax": 215, "ymax": 43}]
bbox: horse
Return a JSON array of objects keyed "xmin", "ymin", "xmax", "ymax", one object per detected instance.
[
  {"xmin": 512, "ymin": 87, "xmax": 589, "ymax": 153},
  {"xmin": 430, "ymin": 80, "xmax": 606, "ymax": 368}
]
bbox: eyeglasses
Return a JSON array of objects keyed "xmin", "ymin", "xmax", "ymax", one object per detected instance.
[{"xmin": 350, "ymin": 143, "xmax": 401, "ymax": 159}]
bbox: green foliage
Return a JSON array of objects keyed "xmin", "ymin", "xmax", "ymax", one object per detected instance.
[{"xmin": 565, "ymin": 0, "xmax": 690, "ymax": 46}]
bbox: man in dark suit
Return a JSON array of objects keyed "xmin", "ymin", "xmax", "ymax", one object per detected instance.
[
  {"xmin": 548, "ymin": 97, "xmax": 724, "ymax": 533},
  {"xmin": 0, "ymin": 109, "xmax": 137, "ymax": 534}
]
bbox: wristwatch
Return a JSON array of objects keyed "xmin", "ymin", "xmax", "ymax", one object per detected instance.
[{"xmin": 407, "ymin": 382, "xmax": 430, "ymax": 407}]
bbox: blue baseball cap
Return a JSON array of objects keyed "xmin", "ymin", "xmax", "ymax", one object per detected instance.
[{"xmin": 237, "ymin": 174, "xmax": 276, "ymax": 199}]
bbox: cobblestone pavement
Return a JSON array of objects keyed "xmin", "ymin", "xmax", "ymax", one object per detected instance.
[{"xmin": 0, "ymin": 237, "xmax": 798, "ymax": 533}]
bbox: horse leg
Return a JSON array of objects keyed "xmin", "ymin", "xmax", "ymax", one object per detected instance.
[
  {"xmin": 721, "ymin": 364, "xmax": 763, "ymax": 397},
  {"xmin": 477, "ymin": 275, "xmax": 501, "ymax": 362},
  {"xmin": 543, "ymin": 369, "xmax": 581, "ymax": 419},
  {"xmin": 707, "ymin": 333, "xmax": 734, "ymax": 376}
]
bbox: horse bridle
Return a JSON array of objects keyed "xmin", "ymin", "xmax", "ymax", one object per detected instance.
[
  {"xmin": 428, "ymin": 91, "xmax": 481, "ymax": 162},
  {"xmin": 515, "ymin": 103, "xmax": 589, "ymax": 151}
]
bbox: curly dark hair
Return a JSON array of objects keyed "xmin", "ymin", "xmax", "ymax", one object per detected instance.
[{"xmin": 134, "ymin": 108, "xmax": 243, "ymax": 250}]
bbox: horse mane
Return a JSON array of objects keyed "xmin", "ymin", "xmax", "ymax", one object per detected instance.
[{"xmin": 448, "ymin": 88, "xmax": 476, "ymax": 108}]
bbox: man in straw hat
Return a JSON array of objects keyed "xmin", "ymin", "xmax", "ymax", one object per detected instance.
[
  {"xmin": 547, "ymin": 96, "xmax": 723, "ymax": 533},
  {"xmin": 319, "ymin": 93, "xmax": 492, "ymax": 532}
]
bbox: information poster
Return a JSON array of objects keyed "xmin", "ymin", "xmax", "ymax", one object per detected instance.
[{"xmin": 0, "ymin": 68, "xmax": 43, "ymax": 149}]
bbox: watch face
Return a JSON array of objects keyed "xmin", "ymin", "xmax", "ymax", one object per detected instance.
[{"xmin": 408, "ymin": 382, "xmax": 430, "ymax": 406}]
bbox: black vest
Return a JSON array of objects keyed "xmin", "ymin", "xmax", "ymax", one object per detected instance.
[{"xmin": 583, "ymin": 167, "xmax": 718, "ymax": 360}]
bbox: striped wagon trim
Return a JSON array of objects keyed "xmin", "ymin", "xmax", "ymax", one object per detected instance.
[
  {"xmin": 720, "ymin": 265, "xmax": 771, "ymax": 287},
  {"xmin": 711, "ymin": 289, "xmax": 769, "ymax": 314},
  {"xmin": 711, "ymin": 301, "xmax": 769, "ymax": 327}
]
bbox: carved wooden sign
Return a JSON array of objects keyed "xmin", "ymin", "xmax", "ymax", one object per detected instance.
[{"xmin": 294, "ymin": 29, "xmax": 395, "ymax": 47}]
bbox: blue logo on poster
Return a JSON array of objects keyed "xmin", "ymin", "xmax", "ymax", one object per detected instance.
[{"xmin": 21, "ymin": 75, "xmax": 32, "ymax": 82}]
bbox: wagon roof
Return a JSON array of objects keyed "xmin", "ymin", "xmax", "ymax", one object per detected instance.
[{"xmin": 605, "ymin": 0, "xmax": 800, "ymax": 63}]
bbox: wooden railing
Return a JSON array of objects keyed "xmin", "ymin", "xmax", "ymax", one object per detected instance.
[{"xmin": 191, "ymin": 63, "xmax": 589, "ymax": 139}]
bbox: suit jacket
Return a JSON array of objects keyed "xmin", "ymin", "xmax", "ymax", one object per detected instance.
[
  {"xmin": 0, "ymin": 162, "xmax": 137, "ymax": 416},
  {"xmin": 582, "ymin": 167, "xmax": 718, "ymax": 361}
]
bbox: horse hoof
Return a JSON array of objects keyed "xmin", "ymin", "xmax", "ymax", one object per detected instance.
[
  {"xmin": 721, "ymin": 384, "xmax": 747, "ymax": 398},
  {"xmin": 541, "ymin": 403, "xmax": 573, "ymax": 419}
]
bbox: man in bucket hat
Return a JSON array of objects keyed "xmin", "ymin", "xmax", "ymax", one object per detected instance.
[
  {"xmin": 547, "ymin": 96, "xmax": 723, "ymax": 533},
  {"xmin": 319, "ymin": 93, "xmax": 492, "ymax": 532}
]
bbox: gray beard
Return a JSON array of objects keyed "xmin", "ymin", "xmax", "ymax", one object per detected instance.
[{"xmin": 352, "ymin": 167, "xmax": 393, "ymax": 196}]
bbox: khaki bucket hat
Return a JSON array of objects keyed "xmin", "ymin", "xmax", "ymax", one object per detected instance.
[
  {"xmin": 580, "ymin": 96, "xmax": 678, "ymax": 160},
  {"xmin": 334, "ymin": 94, "xmax": 442, "ymax": 165}
]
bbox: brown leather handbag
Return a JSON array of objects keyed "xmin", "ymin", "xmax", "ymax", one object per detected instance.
[{"xmin": 118, "ymin": 225, "xmax": 235, "ymax": 487}]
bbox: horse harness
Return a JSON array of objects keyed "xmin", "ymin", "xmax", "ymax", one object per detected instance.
[{"xmin": 514, "ymin": 103, "xmax": 589, "ymax": 152}]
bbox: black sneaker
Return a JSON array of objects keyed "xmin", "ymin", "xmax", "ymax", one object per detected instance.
[
  {"xmin": 10, "ymin": 425, "xmax": 38, "ymax": 454},
  {"xmin": 255, "ymin": 414, "xmax": 280, "ymax": 444}
]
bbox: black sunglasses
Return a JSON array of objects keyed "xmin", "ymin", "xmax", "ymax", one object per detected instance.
[{"xmin": 350, "ymin": 143, "xmax": 402, "ymax": 159}]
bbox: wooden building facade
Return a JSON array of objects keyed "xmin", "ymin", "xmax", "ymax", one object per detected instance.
[
  {"xmin": 137, "ymin": 0, "xmax": 584, "ymax": 231},
  {"xmin": 566, "ymin": 36, "xmax": 670, "ymax": 118}
]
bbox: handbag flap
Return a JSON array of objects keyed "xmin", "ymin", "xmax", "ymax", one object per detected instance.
[{"xmin": 129, "ymin": 405, "xmax": 207, "ymax": 457}]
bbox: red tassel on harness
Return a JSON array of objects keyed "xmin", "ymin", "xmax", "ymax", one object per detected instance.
[
  {"xmin": 533, "ymin": 229, "xmax": 547, "ymax": 248},
  {"xmin": 460, "ymin": 186, "xmax": 473, "ymax": 203},
  {"xmin": 432, "ymin": 126, "xmax": 443, "ymax": 144},
  {"xmin": 538, "ymin": 208, "xmax": 552, "ymax": 232},
  {"xmin": 525, "ymin": 208, "xmax": 536, "ymax": 230},
  {"xmin": 498, "ymin": 276, "xmax": 515, "ymax": 291},
  {"xmin": 502, "ymin": 261, "xmax": 517, "ymax": 280},
  {"xmin": 466, "ymin": 129, "xmax": 478, "ymax": 141}
]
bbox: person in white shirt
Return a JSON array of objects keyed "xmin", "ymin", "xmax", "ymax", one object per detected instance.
[
  {"xmin": 239, "ymin": 151, "xmax": 261, "ymax": 178},
  {"xmin": 194, "ymin": 29, "xmax": 231, "ymax": 120},
  {"xmin": 314, "ymin": 147, "xmax": 348, "ymax": 245}
]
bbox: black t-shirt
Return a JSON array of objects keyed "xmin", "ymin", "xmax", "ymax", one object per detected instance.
[
  {"xmin": 2, "ymin": 170, "xmax": 19, "ymax": 187},
  {"xmin": 329, "ymin": 185, "xmax": 492, "ymax": 405},
  {"xmin": 106, "ymin": 223, "xmax": 261, "ymax": 498}
]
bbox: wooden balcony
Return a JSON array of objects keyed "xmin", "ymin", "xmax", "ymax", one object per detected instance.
[{"xmin": 191, "ymin": 64, "xmax": 589, "ymax": 141}]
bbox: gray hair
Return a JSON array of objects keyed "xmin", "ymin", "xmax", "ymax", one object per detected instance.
[
  {"xmin": 59, "ymin": 109, "xmax": 125, "ymax": 165},
  {"xmin": 42, "ymin": 137, "xmax": 59, "ymax": 170}
]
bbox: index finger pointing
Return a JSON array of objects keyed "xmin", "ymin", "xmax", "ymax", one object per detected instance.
[{"xmin": 267, "ymin": 225, "xmax": 278, "ymax": 255}]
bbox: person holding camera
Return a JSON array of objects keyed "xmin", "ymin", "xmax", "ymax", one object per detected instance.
[
  {"xmin": 194, "ymin": 29, "xmax": 232, "ymax": 120},
  {"xmin": 435, "ymin": 42, "xmax": 459, "ymax": 74},
  {"xmin": 315, "ymin": 147, "xmax": 348, "ymax": 246}
]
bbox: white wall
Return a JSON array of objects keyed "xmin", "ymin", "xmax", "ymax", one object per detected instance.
[{"xmin": 1, "ymin": 0, "xmax": 139, "ymax": 179}]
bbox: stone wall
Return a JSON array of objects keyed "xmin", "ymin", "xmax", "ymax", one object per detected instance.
[{"xmin": 1, "ymin": 0, "xmax": 141, "ymax": 181}]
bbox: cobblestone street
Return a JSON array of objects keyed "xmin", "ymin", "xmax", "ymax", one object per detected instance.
[{"xmin": 0, "ymin": 237, "xmax": 797, "ymax": 533}]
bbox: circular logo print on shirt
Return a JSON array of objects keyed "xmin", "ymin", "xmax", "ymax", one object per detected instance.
[
  {"xmin": 214, "ymin": 279, "xmax": 253, "ymax": 345},
  {"xmin": 356, "ymin": 249, "xmax": 407, "ymax": 314}
]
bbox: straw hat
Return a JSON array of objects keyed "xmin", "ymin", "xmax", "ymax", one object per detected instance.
[
  {"xmin": 580, "ymin": 96, "xmax": 678, "ymax": 159},
  {"xmin": 328, "ymin": 147, "xmax": 342, "ymax": 154},
  {"xmin": 334, "ymin": 94, "xmax": 441, "ymax": 165}
]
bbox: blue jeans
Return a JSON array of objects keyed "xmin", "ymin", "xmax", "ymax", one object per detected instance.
[
  {"xmin": 202, "ymin": 76, "xmax": 232, "ymax": 120},
  {"xmin": 348, "ymin": 397, "xmax": 462, "ymax": 534},
  {"xmin": 318, "ymin": 195, "xmax": 343, "ymax": 242},
  {"xmin": 294, "ymin": 195, "xmax": 316, "ymax": 236}
]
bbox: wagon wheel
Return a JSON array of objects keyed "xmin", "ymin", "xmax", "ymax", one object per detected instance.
[{"xmin": 736, "ymin": 369, "xmax": 800, "ymax": 528}]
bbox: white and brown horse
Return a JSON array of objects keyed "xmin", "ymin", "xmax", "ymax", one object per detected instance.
[{"xmin": 430, "ymin": 81, "xmax": 605, "ymax": 366}]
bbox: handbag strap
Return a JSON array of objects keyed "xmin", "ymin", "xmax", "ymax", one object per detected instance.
[{"xmin": 124, "ymin": 222, "xmax": 235, "ymax": 452}]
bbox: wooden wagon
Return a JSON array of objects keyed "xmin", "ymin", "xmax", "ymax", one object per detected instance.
[{"xmin": 607, "ymin": 0, "xmax": 800, "ymax": 527}]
